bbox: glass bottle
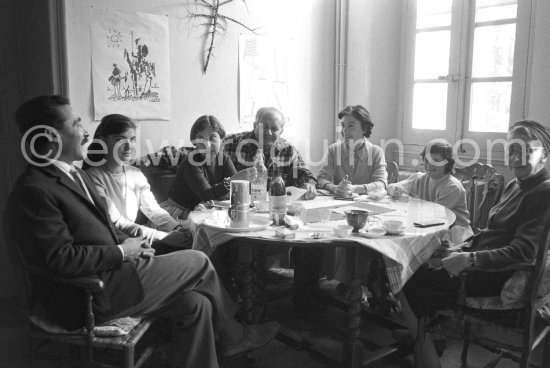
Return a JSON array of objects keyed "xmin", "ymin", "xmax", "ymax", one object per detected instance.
[
  {"xmin": 269, "ymin": 161, "xmax": 287, "ymax": 225},
  {"xmin": 251, "ymin": 149, "xmax": 268, "ymax": 212}
]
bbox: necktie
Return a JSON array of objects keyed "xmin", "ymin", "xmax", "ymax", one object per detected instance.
[
  {"xmin": 70, "ymin": 168, "xmax": 85, "ymax": 192},
  {"xmin": 69, "ymin": 168, "xmax": 93, "ymax": 203}
]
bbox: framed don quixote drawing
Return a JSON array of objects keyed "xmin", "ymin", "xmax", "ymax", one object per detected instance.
[{"xmin": 91, "ymin": 8, "xmax": 171, "ymax": 120}]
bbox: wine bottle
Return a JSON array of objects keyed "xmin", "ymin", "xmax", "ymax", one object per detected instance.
[{"xmin": 251, "ymin": 149, "xmax": 268, "ymax": 211}]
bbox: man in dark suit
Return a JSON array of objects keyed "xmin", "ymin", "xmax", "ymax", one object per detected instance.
[{"xmin": 6, "ymin": 95, "xmax": 279, "ymax": 368}]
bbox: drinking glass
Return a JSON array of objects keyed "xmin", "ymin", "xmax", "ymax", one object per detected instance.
[{"xmin": 320, "ymin": 209, "xmax": 332, "ymax": 223}]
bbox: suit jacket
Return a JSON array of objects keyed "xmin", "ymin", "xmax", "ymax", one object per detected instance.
[{"xmin": 6, "ymin": 164, "xmax": 144, "ymax": 330}]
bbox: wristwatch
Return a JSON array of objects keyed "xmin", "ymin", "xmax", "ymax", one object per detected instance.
[{"xmin": 469, "ymin": 252, "xmax": 478, "ymax": 268}]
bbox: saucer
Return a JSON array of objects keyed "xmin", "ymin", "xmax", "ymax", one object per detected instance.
[
  {"xmin": 357, "ymin": 228, "xmax": 386, "ymax": 238},
  {"xmin": 385, "ymin": 228, "xmax": 405, "ymax": 236}
]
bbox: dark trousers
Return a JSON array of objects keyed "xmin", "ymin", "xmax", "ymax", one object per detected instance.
[
  {"xmin": 112, "ymin": 250, "xmax": 239, "ymax": 368},
  {"xmin": 403, "ymin": 266, "xmax": 513, "ymax": 317}
]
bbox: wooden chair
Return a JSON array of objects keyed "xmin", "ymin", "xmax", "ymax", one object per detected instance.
[
  {"xmin": 4, "ymin": 219, "xmax": 165, "ymax": 368},
  {"xmin": 457, "ymin": 221, "xmax": 550, "ymax": 367},
  {"xmin": 415, "ymin": 221, "xmax": 550, "ymax": 368},
  {"xmin": 386, "ymin": 160, "xmax": 399, "ymax": 184},
  {"xmin": 454, "ymin": 163, "xmax": 504, "ymax": 232}
]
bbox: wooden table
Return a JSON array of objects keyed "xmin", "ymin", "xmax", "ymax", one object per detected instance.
[{"xmin": 189, "ymin": 196, "xmax": 456, "ymax": 368}]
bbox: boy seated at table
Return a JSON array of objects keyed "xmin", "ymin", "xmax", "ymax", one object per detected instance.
[{"xmin": 387, "ymin": 141, "xmax": 471, "ymax": 231}]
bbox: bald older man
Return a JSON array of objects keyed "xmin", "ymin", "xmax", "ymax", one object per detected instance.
[{"xmin": 223, "ymin": 107, "xmax": 317, "ymax": 199}]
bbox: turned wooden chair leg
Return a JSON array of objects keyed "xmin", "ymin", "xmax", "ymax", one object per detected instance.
[
  {"xmin": 543, "ymin": 332, "xmax": 550, "ymax": 368},
  {"xmin": 461, "ymin": 319, "xmax": 471, "ymax": 364},
  {"xmin": 414, "ymin": 316, "xmax": 427, "ymax": 368}
]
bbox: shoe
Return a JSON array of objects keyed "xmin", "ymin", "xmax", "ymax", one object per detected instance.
[{"xmin": 222, "ymin": 321, "xmax": 280, "ymax": 357}]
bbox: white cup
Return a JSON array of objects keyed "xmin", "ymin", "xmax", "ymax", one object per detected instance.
[{"xmin": 383, "ymin": 220, "xmax": 404, "ymax": 233}]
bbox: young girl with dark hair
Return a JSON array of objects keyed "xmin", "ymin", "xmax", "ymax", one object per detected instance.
[
  {"xmin": 85, "ymin": 114, "xmax": 189, "ymax": 246},
  {"xmin": 161, "ymin": 115, "xmax": 256, "ymax": 221}
]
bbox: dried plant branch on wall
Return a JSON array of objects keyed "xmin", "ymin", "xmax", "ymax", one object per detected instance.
[{"xmin": 188, "ymin": 0, "xmax": 259, "ymax": 73}]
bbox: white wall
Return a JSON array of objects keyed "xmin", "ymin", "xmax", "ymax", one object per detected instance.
[
  {"xmin": 63, "ymin": 0, "xmax": 335, "ymax": 174},
  {"xmin": 346, "ymin": 0, "xmax": 401, "ymax": 147}
]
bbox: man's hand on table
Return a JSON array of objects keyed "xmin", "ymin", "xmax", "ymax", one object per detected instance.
[
  {"xmin": 302, "ymin": 180, "xmax": 317, "ymax": 200},
  {"xmin": 120, "ymin": 237, "xmax": 155, "ymax": 261}
]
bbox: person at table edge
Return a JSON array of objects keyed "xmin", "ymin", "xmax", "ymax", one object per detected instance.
[
  {"xmin": 6, "ymin": 95, "xmax": 280, "ymax": 368},
  {"xmin": 401, "ymin": 120, "xmax": 550, "ymax": 368},
  {"xmin": 223, "ymin": 106, "xmax": 317, "ymax": 199},
  {"xmin": 317, "ymin": 105, "xmax": 388, "ymax": 196}
]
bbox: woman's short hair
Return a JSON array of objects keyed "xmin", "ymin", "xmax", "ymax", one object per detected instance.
[
  {"xmin": 85, "ymin": 114, "xmax": 137, "ymax": 167},
  {"xmin": 337, "ymin": 105, "xmax": 374, "ymax": 138},
  {"xmin": 420, "ymin": 141, "xmax": 455, "ymax": 174},
  {"xmin": 509, "ymin": 120, "xmax": 550, "ymax": 154},
  {"xmin": 190, "ymin": 115, "xmax": 226, "ymax": 142}
]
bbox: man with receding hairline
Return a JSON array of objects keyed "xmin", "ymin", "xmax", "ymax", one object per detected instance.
[{"xmin": 223, "ymin": 106, "xmax": 317, "ymax": 199}]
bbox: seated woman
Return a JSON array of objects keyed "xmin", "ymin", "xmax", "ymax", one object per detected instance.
[
  {"xmin": 401, "ymin": 120, "xmax": 550, "ymax": 368},
  {"xmin": 317, "ymin": 105, "xmax": 388, "ymax": 196},
  {"xmin": 161, "ymin": 115, "xmax": 256, "ymax": 221},
  {"xmin": 85, "ymin": 114, "xmax": 190, "ymax": 247},
  {"xmin": 387, "ymin": 141, "xmax": 471, "ymax": 229}
]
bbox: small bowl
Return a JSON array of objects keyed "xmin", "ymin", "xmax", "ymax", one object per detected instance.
[
  {"xmin": 344, "ymin": 210, "xmax": 370, "ymax": 233},
  {"xmin": 333, "ymin": 225, "xmax": 353, "ymax": 238}
]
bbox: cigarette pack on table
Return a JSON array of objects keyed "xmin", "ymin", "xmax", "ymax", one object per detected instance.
[{"xmin": 275, "ymin": 228, "xmax": 296, "ymax": 240}]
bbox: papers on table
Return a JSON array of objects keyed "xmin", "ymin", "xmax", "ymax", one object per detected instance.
[
  {"xmin": 414, "ymin": 201, "xmax": 447, "ymax": 222},
  {"xmin": 285, "ymin": 186, "xmax": 308, "ymax": 202}
]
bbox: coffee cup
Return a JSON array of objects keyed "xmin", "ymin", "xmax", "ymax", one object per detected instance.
[
  {"xmin": 344, "ymin": 210, "xmax": 369, "ymax": 233},
  {"xmin": 383, "ymin": 220, "xmax": 404, "ymax": 233}
]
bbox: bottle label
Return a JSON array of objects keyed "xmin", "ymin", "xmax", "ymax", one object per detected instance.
[
  {"xmin": 251, "ymin": 185, "xmax": 266, "ymax": 200},
  {"xmin": 270, "ymin": 195, "xmax": 286, "ymax": 211}
]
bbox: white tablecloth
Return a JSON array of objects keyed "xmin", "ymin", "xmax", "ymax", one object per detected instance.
[{"xmin": 189, "ymin": 197, "xmax": 457, "ymax": 294}]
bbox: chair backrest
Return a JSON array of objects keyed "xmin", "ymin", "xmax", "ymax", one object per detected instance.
[
  {"xmin": 454, "ymin": 163, "xmax": 503, "ymax": 231},
  {"xmin": 386, "ymin": 160, "xmax": 399, "ymax": 184},
  {"xmin": 472, "ymin": 169, "xmax": 505, "ymax": 230}
]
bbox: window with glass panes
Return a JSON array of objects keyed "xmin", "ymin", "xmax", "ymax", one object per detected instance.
[{"xmin": 401, "ymin": 0, "xmax": 531, "ymax": 150}]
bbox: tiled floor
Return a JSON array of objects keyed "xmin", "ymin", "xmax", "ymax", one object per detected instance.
[{"xmin": 1, "ymin": 291, "xmax": 544, "ymax": 368}]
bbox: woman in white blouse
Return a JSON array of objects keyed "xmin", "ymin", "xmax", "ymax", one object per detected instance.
[{"xmin": 85, "ymin": 114, "xmax": 190, "ymax": 247}]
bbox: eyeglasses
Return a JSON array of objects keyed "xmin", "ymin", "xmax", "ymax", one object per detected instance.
[{"xmin": 507, "ymin": 145, "xmax": 544, "ymax": 156}]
